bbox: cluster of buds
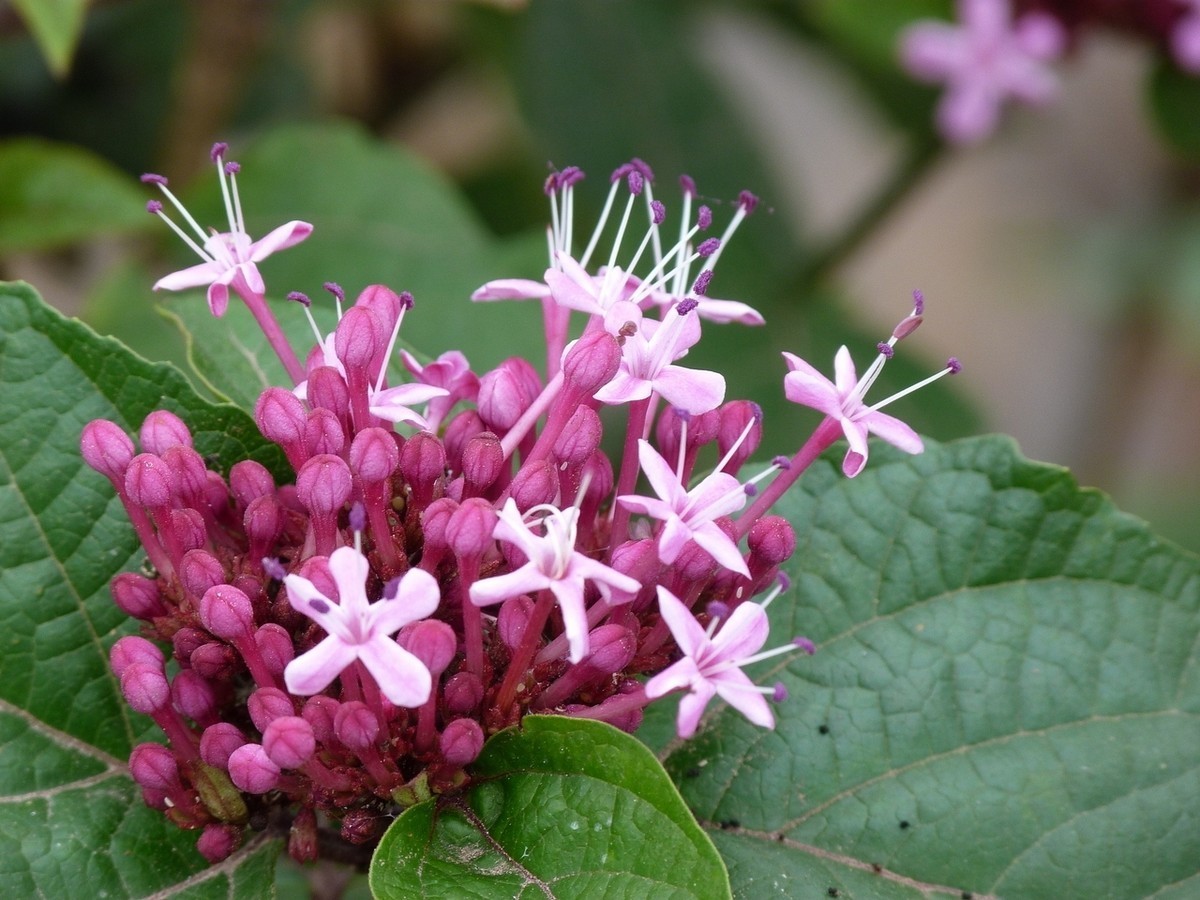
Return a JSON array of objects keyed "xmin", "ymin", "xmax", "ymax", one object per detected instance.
[{"xmin": 84, "ymin": 145, "xmax": 959, "ymax": 864}]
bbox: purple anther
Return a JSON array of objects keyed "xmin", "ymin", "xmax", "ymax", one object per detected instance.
[
  {"xmin": 738, "ymin": 190, "xmax": 759, "ymax": 213},
  {"xmin": 706, "ymin": 600, "xmax": 730, "ymax": 623},
  {"xmin": 223, "ymin": 161, "xmax": 240, "ymax": 175},
  {"xmin": 651, "ymin": 199, "xmax": 666, "ymax": 225},
  {"xmin": 772, "ymin": 682, "xmax": 789, "ymax": 702},
  {"xmin": 210, "ymin": 142, "xmax": 229, "ymax": 162},
  {"xmin": 197, "ymin": 824, "xmax": 242, "ymax": 864},
  {"xmin": 911, "ymin": 289, "xmax": 925, "ymax": 315},
  {"xmin": 140, "ymin": 173, "xmax": 168, "ymax": 186},
  {"xmin": 877, "ymin": 342, "xmax": 895, "ymax": 358},
  {"xmin": 80, "ymin": 419, "xmax": 135, "ymax": 482},
  {"xmin": 543, "ymin": 171, "xmax": 559, "ymax": 195},
  {"xmin": 439, "ymin": 718, "xmax": 485, "ymax": 767},
  {"xmin": 334, "ymin": 701, "xmax": 380, "ymax": 751},
  {"xmin": 676, "ymin": 298, "xmax": 699, "ymax": 316},
  {"xmin": 777, "ymin": 572, "xmax": 791, "ymax": 592},
  {"xmin": 772, "ymin": 455, "xmax": 791, "ymax": 470},
  {"xmin": 146, "ymin": 200, "xmax": 163, "ymax": 214},
  {"xmin": 696, "ymin": 237, "xmax": 721, "ymax": 257},
  {"xmin": 559, "ymin": 166, "xmax": 585, "ymax": 188},
  {"xmin": 129, "ymin": 743, "xmax": 180, "ymax": 792},
  {"xmin": 892, "ymin": 313, "xmax": 923, "ymax": 341},
  {"xmin": 110, "ymin": 636, "xmax": 165, "ymax": 678},
  {"xmin": 199, "ymin": 584, "xmax": 256, "ymax": 642},
  {"xmin": 697, "ymin": 205, "xmax": 713, "ymax": 231},
  {"xmin": 947, "ymin": 357, "xmax": 962, "ymax": 374},
  {"xmin": 287, "ymin": 291, "xmax": 311, "ymax": 307},
  {"xmin": 348, "ymin": 501, "xmax": 366, "ymax": 534},
  {"xmin": 691, "ymin": 269, "xmax": 713, "ymax": 297},
  {"xmin": 323, "ymin": 281, "xmax": 345, "ymax": 302},
  {"xmin": 626, "ymin": 170, "xmax": 644, "ymax": 196},
  {"xmin": 261, "ymin": 557, "xmax": 288, "ymax": 582},
  {"xmin": 398, "ymin": 290, "xmax": 415, "ymax": 310},
  {"xmin": 630, "ymin": 158, "xmax": 654, "ymax": 180},
  {"xmin": 382, "ymin": 576, "xmax": 402, "ymax": 600},
  {"xmin": 609, "ymin": 162, "xmax": 635, "ymax": 182},
  {"xmin": 227, "ymin": 743, "xmax": 281, "ymax": 794},
  {"xmin": 744, "ymin": 483, "xmax": 758, "ymax": 497},
  {"xmin": 794, "ymin": 636, "xmax": 816, "ymax": 655},
  {"xmin": 679, "ymin": 174, "xmax": 697, "ymax": 196},
  {"xmin": 262, "ymin": 716, "xmax": 316, "ymax": 769},
  {"xmin": 308, "ymin": 597, "xmax": 330, "ymax": 615}
]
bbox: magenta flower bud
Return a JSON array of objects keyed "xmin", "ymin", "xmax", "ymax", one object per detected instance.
[
  {"xmin": 583, "ymin": 624, "xmax": 637, "ymax": 675},
  {"xmin": 80, "ymin": 419, "xmax": 135, "ymax": 482},
  {"xmin": 399, "ymin": 432, "xmax": 446, "ymax": 492},
  {"xmin": 562, "ymin": 330, "xmax": 622, "ymax": 393},
  {"xmin": 296, "ymin": 453, "xmax": 353, "ymax": 516},
  {"xmin": 244, "ymin": 495, "xmax": 284, "ymax": 547},
  {"xmin": 442, "ymin": 409, "xmax": 484, "ymax": 471},
  {"xmin": 172, "ymin": 626, "xmax": 209, "ymax": 664},
  {"xmin": 420, "ymin": 497, "xmax": 458, "ymax": 552},
  {"xmin": 334, "ymin": 306, "xmax": 379, "ymax": 369},
  {"xmin": 497, "ymin": 595, "xmax": 536, "ymax": 650},
  {"xmin": 161, "ymin": 445, "xmax": 207, "ymax": 504},
  {"xmin": 305, "ymin": 408, "xmax": 345, "ymax": 457},
  {"xmin": 170, "ymin": 508, "xmax": 206, "ymax": 553},
  {"xmin": 397, "ymin": 619, "xmax": 458, "ymax": 675},
  {"xmin": 334, "ymin": 701, "xmax": 380, "ymax": 750},
  {"xmin": 446, "ymin": 498, "xmax": 498, "ymax": 560},
  {"xmin": 553, "ymin": 407, "xmax": 602, "ymax": 466},
  {"xmin": 248, "ymin": 687, "xmax": 295, "ymax": 733},
  {"xmin": 302, "ymin": 695, "xmax": 342, "ymax": 744},
  {"xmin": 593, "ymin": 692, "xmax": 643, "ymax": 733},
  {"xmin": 354, "ymin": 283, "xmax": 403, "ymax": 323},
  {"xmin": 460, "ymin": 431, "xmax": 504, "ymax": 494},
  {"xmin": 289, "ymin": 807, "xmax": 319, "ymax": 864},
  {"xmin": 341, "ymin": 809, "xmax": 382, "ymax": 845},
  {"xmin": 110, "ymin": 572, "xmax": 166, "ymax": 619},
  {"xmin": 197, "ymin": 823, "xmax": 242, "ymax": 864},
  {"xmin": 717, "ymin": 401, "xmax": 762, "ymax": 474},
  {"xmin": 254, "ymin": 623, "xmax": 294, "ymax": 676},
  {"xmin": 200, "ymin": 584, "xmax": 256, "ymax": 642},
  {"xmin": 439, "ymin": 718, "xmax": 485, "ymax": 767},
  {"xmin": 190, "ymin": 641, "xmax": 237, "ymax": 680},
  {"xmin": 227, "ymin": 743, "xmax": 281, "ymax": 794},
  {"xmin": 129, "ymin": 743, "xmax": 180, "ymax": 791},
  {"xmin": 255, "ymin": 387, "xmax": 307, "ymax": 447},
  {"xmin": 580, "ymin": 450, "xmax": 613, "ymax": 503},
  {"xmin": 179, "ymin": 550, "xmax": 225, "ymax": 599},
  {"xmin": 292, "ymin": 555, "xmax": 338, "ymax": 601},
  {"xmin": 229, "ymin": 460, "xmax": 274, "ymax": 508},
  {"xmin": 121, "ymin": 662, "xmax": 170, "ymax": 714},
  {"xmin": 200, "ymin": 723, "xmax": 247, "ymax": 769},
  {"xmin": 171, "ymin": 669, "xmax": 218, "ymax": 723},
  {"xmin": 262, "ymin": 716, "xmax": 316, "ymax": 769},
  {"xmin": 139, "ymin": 410, "xmax": 192, "ymax": 454},
  {"xmin": 443, "ymin": 671, "xmax": 484, "ymax": 715},
  {"xmin": 747, "ymin": 515, "xmax": 796, "ymax": 566},
  {"xmin": 350, "ymin": 427, "xmax": 400, "ymax": 484},
  {"xmin": 610, "ymin": 539, "xmax": 662, "ymax": 585},
  {"xmin": 124, "ymin": 453, "xmax": 172, "ymax": 507},
  {"xmin": 478, "ymin": 358, "xmax": 540, "ymax": 432},
  {"xmin": 110, "ymin": 636, "xmax": 164, "ymax": 678},
  {"xmin": 509, "ymin": 460, "xmax": 559, "ymax": 511},
  {"xmin": 205, "ymin": 469, "xmax": 229, "ymax": 508},
  {"xmin": 306, "ymin": 366, "xmax": 350, "ymax": 420}
]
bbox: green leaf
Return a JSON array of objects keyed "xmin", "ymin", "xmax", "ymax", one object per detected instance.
[
  {"xmin": 0, "ymin": 138, "xmax": 153, "ymax": 253},
  {"xmin": 659, "ymin": 435, "xmax": 1200, "ymax": 898},
  {"xmin": 0, "ymin": 281, "xmax": 283, "ymax": 895},
  {"xmin": 159, "ymin": 122, "xmax": 545, "ymax": 408},
  {"xmin": 1148, "ymin": 58, "xmax": 1200, "ymax": 158},
  {"xmin": 10, "ymin": 0, "xmax": 88, "ymax": 76},
  {"xmin": 370, "ymin": 716, "xmax": 729, "ymax": 899}
]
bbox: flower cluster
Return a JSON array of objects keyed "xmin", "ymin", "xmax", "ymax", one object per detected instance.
[{"xmin": 84, "ymin": 146, "xmax": 958, "ymax": 865}]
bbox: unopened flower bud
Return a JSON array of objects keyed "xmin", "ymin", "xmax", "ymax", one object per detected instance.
[
  {"xmin": 80, "ymin": 419, "xmax": 135, "ymax": 481},
  {"xmin": 307, "ymin": 366, "xmax": 351, "ymax": 421},
  {"xmin": 593, "ymin": 692, "xmax": 643, "ymax": 733},
  {"xmin": 200, "ymin": 584, "xmax": 255, "ymax": 642},
  {"xmin": 172, "ymin": 669, "xmax": 218, "ymax": 723},
  {"xmin": 553, "ymin": 407, "xmax": 602, "ymax": 466},
  {"xmin": 717, "ymin": 401, "xmax": 762, "ymax": 474},
  {"xmin": 197, "ymin": 823, "xmax": 242, "ymax": 864},
  {"xmin": 348, "ymin": 427, "xmax": 399, "ymax": 484},
  {"xmin": 443, "ymin": 671, "xmax": 483, "ymax": 715},
  {"xmin": 178, "ymin": 550, "xmax": 224, "ymax": 600},
  {"xmin": 497, "ymin": 595, "xmax": 536, "ymax": 650},
  {"xmin": 446, "ymin": 498, "xmax": 498, "ymax": 559},
  {"xmin": 288, "ymin": 807, "xmax": 319, "ymax": 864},
  {"xmin": 121, "ymin": 662, "xmax": 169, "ymax": 714},
  {"xmin": 229, "ymin": 460, "xmax": 274, "ymax": 508},
  {"xmin": 139, "ymin": 410, "xmax": 192, "ymax": 454},
  {"xmin": 334, "ymin": 306, "xmax": 379, "ymax": 369},
  {"xmin": 334, "ymin": 701, "xmax": 380, "ymax": 750},
  {"xmin": 305, "ymin": 408, "xmax": 345, "ymax": 457},
  {"xmin": 161, "ymin": 445, "xmax": 207, "ymax": 505},
  {"xmin": 442, "ymin": 409, "xmax": 484, "ymax": 471},
  {"xmin": 509, "ymin": 460, "xmax": 559, "ymax": 511},
  {"xmin": 478, "ymin": 359, "xmax": 540, "ymax": 432},
  {"xmin": 292, "ymin": 556, "xmax": 338, "ymax": 601},
  {"xmin": 562, "ymin": 331, "xmax": 621, "ymax": 393},
  {"xmin": 248, "ymin": 687, "xmax": 295, "ymax": 732},
  {"xmin": 227, "ymin": 743, "xmax": 280, "ymax": 793},
  {"xmin": 399, "ymin": 432, "xmax": 446, "ymax": 507},
  {"xmin": 439, "ymin": 718, "xmax": 485, "ymax": 767},
  {"xmin": 200, "ymin": 723, "xmax": 247, "ymax": 769},
  {"xmin": 254, "ymin": 387, "xmax": 307, "ymax": 447},
  {"xmin": 340, "ymin": 809, "xmax": 382, "ymax": 845},
  {"xmin": 129, "ymin": 743, "xmax": 180, "ymax": 791},
  {"xmin": 302, "ymin": 695, "xmax": 341, "ymax": 744},
  {"xmin": 460, "ymin": 431, "xmax": 504, "ymax": 494},
  {"xmin": 262, "ymin": 716, "xmax": 316, "ymax": 769},
  {"xmin": 170, "ymin": 508, "xmax": 206, "ymax": 553},
  {"xmin": 747, "ymin": 515, "xmax": 796, "ymax": 566},
  {"xmin": 396, "ymin": 619, "xmax": 458, "ymax": 675},
  {"xmin": 124, "ymin": 453, "xmax": 172, "ymax": 507},
  {"xmin": 172, "ymin": 626, "xmax": 208, "ymax": 663},
  {"xmin": 254, "ymin": 623, "xmax": 294, "ymax": 675},
  {"xmin": 583, "ymin": 624, "xmax": 637, "ymax": 675},
  {"xmin": 295, "ymin": 453, "xmax": 353, "ymax": 516},
  {"xmin": 244, "ymin": 495, "xmax": 284, "ymax": 553},
  {"xmin": 420, "ymin": 497, "xmax": 458, "ymax": 552},
  {"xmin": 111, "ymin": 572, "xmax": 166, "ymax": 618},
  {"xmin": 110, "ymin": 636, "xmax": 164, "ymax": 678},
  {"xmin": 190, "ymin": 641, "xmax": 237, "ymax": 680},
  {"xmin": 610, "ymin": 539, "xmax": 662, "ymax": 585}
]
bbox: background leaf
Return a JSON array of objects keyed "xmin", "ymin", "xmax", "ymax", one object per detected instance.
[
  {"xmin": 0, "ymin": 281, "xmax": 282, "ymax": 895},
  {"xmin": 1148, "ymin": 59, "xmax": 1200, "ymax": 159},
  {"xmin": 657, "ymin": 435, "xmax": 1200, "ymax": 898},
  {"xmin": 370, "ymin": 716, "xmax": 729, "ymax": 899},
  {"xmin": 9, "ymin": 0, "xmax": 89, "ymax": 76}
]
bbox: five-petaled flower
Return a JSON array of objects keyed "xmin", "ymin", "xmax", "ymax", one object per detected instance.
[
  {"xmin": 469, "ymin": 499, "xmax": 640, "ymax": 663},
  {"xmin": 283, "ymin": 546, "xmax": 440, "ymax": 707},
  {"xmin": 899, "ymin": 0, "xmax": 1065, "ymax": 144}
]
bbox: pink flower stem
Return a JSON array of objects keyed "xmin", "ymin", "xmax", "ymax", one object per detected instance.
[
  {"xmin": 117, "ymin": 492, "xmax": 174, "ymax": 578},
  {"xmin": 363, "ymin": 483, "xmax": 402, "ymax": 573},
  {"xmin": 414, "ymin": 687, "xmax": 439, "ymax": 754},
  {"xmin": 456, "ymin": 556, "xmax": 486, "ymax": 678},
  {"xmin": 353, "ymin": 661, "xmax": 389, "ymax": 729},
  {"xmin": 607, "ymin": 397, "xmax": 651, "ymax": 553},
  {"xmin": 535, "ymin": 599, "xmax": 609, "ymax": 665},
  {"xmin": 151, "ymin": 709, "xmax": 200, "ymax": 760},
  {"xmin": 735, "ymin": 416, "xmax": 841, "ymax": 540},
  {"xmin": 559, "ymin": 687, "xmax": 649, "ymax": 723},
  {"xmin": 300, "ymin": 756, "xmax": 356, "ymax": 793},
  {"xmin": 495, "ymin": 588, "xmax": 556, "ymax": 712},
  {"xmin": 240, "ymin": 293, "xmax": 305, "ymax": 385},
  {"xmin": 500, "ymin": 372, "xmax": 565, "ymax": 462},
  {"xmin": 231, "ymin": 636, "xmax": 281, "ymax": 690},
  {"xmin": 345, "ymin": 369, "xmax": 375, "ymax": 436}
]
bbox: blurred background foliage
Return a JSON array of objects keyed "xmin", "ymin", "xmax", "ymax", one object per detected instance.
[{"xmin": 2, "ymin": 0, "xmax": 1199, "ymax": 556}]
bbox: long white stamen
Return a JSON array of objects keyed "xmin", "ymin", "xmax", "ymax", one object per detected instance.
[
  {"xmin": 606, "ymin": 191, "xmax": 637, "ymax": 272},
  {"xmin": 228, "ymin": 168, "xmax": 246, "ymax": 234},
  {"xmin": 151, "ymin": 209, "xmax": 214, "ymax": 262},
  {"xmin": 673, "ymin": 191, "xmax": 694, "ymax": 296},
  {"xmin": 580, "ymin": 179, "xmax": 621, "ymax": 269},
  {"xmin": 154, "ymin": 183, "xmax": 210, "ymax": 245},
  {"xmin": 215, "ymin": 157, "xmax": 238, "ymax": 235},
  {"xmin": 715, "ymin": 416, "xmax": 758, "ymax": 473},
  {"xmin": 697, "ymin": 205, "xmax": 747, "ymax": 275},
  {"xmin": 563, "ymin": 183, "xmax": 576, "ymax": 258},
  {"xmin": 866, "ymin": 366, "xmax": 955, "ymax": 413},
  {"xmin": 548, "ymin": 191, "xmax": 563, "ymax": 264},
  {"xmin": 373, "ymin": 304, "xmax": 409, "ymax": 394},
  {"xmin": 625, "ymin": 225, "xmax": 701, "ymax": 306}
]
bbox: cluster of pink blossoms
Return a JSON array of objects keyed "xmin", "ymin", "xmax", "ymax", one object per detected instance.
[{"xmin": 83, "ymin": 145, "xmax": 958, "ymax": 865}]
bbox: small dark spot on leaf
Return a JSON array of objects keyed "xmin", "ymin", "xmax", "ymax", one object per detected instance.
[
  {"xmin": 818, "ymin": 724, "xmax": 830, "ymax": 735},
  {"xmin": 776, "ymin": 833, "xmax": 786, "ymax": 842},
  {"xmin": 962, "ymin": 894, "xmax": 973, "ymax": 899},
  {"xmin": 871, "ymin": 863, "xmax": 882, "ymax": 873},
  {"xmin": 718, "ymin": 819, "xmax": 739, "ymax": 830},
  {"xmin": 899, "ymin": 820, "xmax": 911, "ymax": 829},
  {"xmin": 684, "ymin": 767, "xmax": 701, "ymax": 778},
  {"xmin": 827, "ymin": 889, "xmax": 839, "ymax": 897}
]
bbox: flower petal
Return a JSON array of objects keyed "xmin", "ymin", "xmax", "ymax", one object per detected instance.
[
  {"xmin": 652, "ymin": 365, "xmax": 725, "ymax": 416},
  {"xmin": 248, "ymin": 220, "xmax": 313, "ymax": 261},
  {"xmin": 358, "ymin": 638, "xmax": 432, "ymax": 708},
  {"xmin": 469, "ymin": 563, "xmax": 549, "ymax": 607},
  {"xmin": 284, "ymin": 635, "xmax": 357, "ymax": 696},
  {"xmin": 655, "ymin": 586, "xmax": 708, "ymax": 657}
]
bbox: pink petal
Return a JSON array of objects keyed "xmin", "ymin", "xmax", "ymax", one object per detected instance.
[
  {"xmin": 674, "ymin": 679, "xmax": 718, "ymax": 739},
  {"xmin": 644, "ymin": 656, "xmax": 701, "ymax": 701},
  {"xmin": 691, "ymin": 523, "xmax": 750, "ymax": 577},
  {"xmin": 471, "ymin": 278, "xmax": 551, "ymax": 302},
  {"xmin": 206, "ymin": 281, "xmax": 230, "ymax": 318},
  {"xmin": 861, "ymin": 410, "xmax": 924, "ymax": 455},
  {"xmin": 284, "ymin": 636, "xmax": 357, "ymax": 696},
  {"xmin": 248, "ymin": 220, "xmax": 313, "ymax": 262},
  {"xmin": 615, "ymin": 493, "xmax": 674, "ymax": 522},
  {"xmin": 635, "ymin": 441, "xmax": 688, "ymax": 509},
  {"xmin": 369, "ymin": 568, "xmax": 441, "ymax": 634},
  {"xmin": 656, "ymin": 515, "xmax": 692, "ymax": 565},
  {"xmin": 655, "ymin": 587, "xmax": 708, "ymax": 657},
  {"xmin": 709, "ymin": 601, "xmax": 770, "ymax": 662},
  {"xmin": 691, "ymin": 296, "xmax": 765, "ymax": 326},
  {"xmin": 682, "ymin": 470, "xmax": 745, "ymax": 522},
  {"xmin": 832, "ymin": 346, "xmax": 859, "ymax": 397},
  {"xmin": 593, "ymin": 368, "xmax": 652, "ymax": 406},
  {"xmin": 653, "ymin": 365, "xmax": 725, "ymax": 416},
  {"xmin": 358, "ymin": 638, "xmax": 432, "ymax": 708},
  {"xmin": 328, "ymin": 547, "xmax": 370, "ymax": 618},
  {"xmin": 549, "ymin": 578, "xmax": 590, "ymax": 663},
  {"xmin": 153, "ymin": 260, "xmax": 221, "ymax": 293},
  {"xmin": 546, "ymin": 268, "xmax": 602, "ymax": 316},
  {"xmin": 711, "ymin": 668, "xmax": 775, "ymax": 729},
  {"xmin": 782, "ymin": 362, "xmax": 842, "ymax": 418},
  {"xmin": 469, "ymin": 563, "xmax": 549, "ymax": 607},
  {"xmin": 568, "ymin": 555, "xmax": 641, "ymax": 604},
  {"xmin": 899, "ymin": 24, "xmax": 970, "ymax": 80},
  {"xmin": 938, "ymin": 81, "xmax": 1002, "ymax": 144}
]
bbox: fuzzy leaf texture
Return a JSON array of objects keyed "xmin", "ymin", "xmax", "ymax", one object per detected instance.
[
  {"xmin": 656, "ymin": 436, "xmax": 1200, "ymax": 899},
  {"xmin": 370, "ymin": 716, "xmax": 729, "ymax": 899},
  {"xmin": 0, "ymin": 282, "xmax": 281, "ymax": 896}
]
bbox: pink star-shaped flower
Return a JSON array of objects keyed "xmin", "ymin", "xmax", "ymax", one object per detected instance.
[
  {"xmin": 617, "ymin": 439, "xmax": 749, "ymax": 576},
  {"xmin": 469, "ymin": 499, "xmax": 640, "ymax": 663},
  {"xmin": 899, "ymin": 0, "xmax": 1065, "ymax": 144},
  {"xmin": 644, "ymin": 587, "xmax": 774, "ymax": 738},
  {"xmin": 783, "ymin": 347, "xmax": 923, "ymax": 478},
  {"xmin": 283, "ymin": 547, "xmax": 440, "ymax": 707},
  {"xmin": 399, "ymin": 349, "xmax": 479, "ymax": 432}
]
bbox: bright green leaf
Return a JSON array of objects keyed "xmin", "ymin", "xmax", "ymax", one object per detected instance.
[
  {"xmin": 370, "ymin": 716, "xmax": 730, "ymax": 899},
  {"xmin": 659, "ymin": 435, "xmax": 1200, "ymax": 898},
  {"xmin": 0, "ymin": 138, "xmax": 153, "ymax": 253},
  {"xmin": 10, "ymin": 0, "xmax": 88, "ymax": 76},
  {"xmin": 0, "ymin": 281, "xmax": 283, "ymax": 895}
]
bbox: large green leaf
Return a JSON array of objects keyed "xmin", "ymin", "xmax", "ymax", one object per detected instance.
[
  {"xmin": 1148, "ymin": 58, "xmax": 1200, "ymax": 159},
  {"xmin": 10, "ymin": 0, "xmax": 88, "ymax": 76},
  {"xmin": 370, "ymin": 716, "xmax": 729, "ymax": 899},
  {"xmin": 0, "ymin": 282, "xmax": 282, "ymax": 895},
  {"xmin": 656, "ymin": 435, "xmax": 1200, "ymax": 898}
]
